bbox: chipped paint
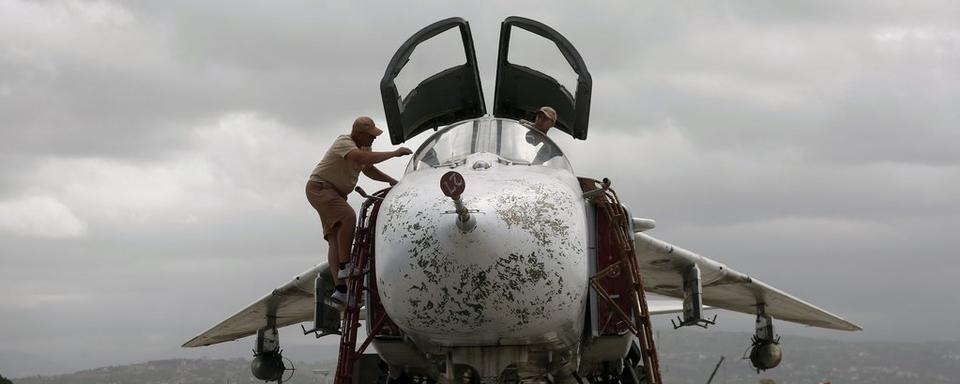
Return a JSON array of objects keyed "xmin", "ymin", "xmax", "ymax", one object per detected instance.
[{"xmin": 375, "ymin": 155, "xmax": 588, "ymax": 348}]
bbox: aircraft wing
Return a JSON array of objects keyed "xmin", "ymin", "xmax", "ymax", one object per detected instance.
[
  {"xmin": 633, "ymin": 232, "xmax": 862, "ymax": 331},
  {"xmin": 182, "ymin": 263, "xmax": 329, "ymax": 348}
]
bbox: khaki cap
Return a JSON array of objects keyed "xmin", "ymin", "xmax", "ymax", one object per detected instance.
[
  {"xmin": 352, "ymin": 116, "xmax": 384, "ymax": 136},
  {"xmin": 537, "ymin": 106, "xmax": 557, "ymax": 122}
]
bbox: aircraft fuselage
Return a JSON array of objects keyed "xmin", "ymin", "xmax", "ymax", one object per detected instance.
[{"xmin": 375, "ymin": 118, "xmax": 589, "ymax": 353}]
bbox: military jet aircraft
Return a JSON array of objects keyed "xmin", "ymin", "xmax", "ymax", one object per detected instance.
[{"xmin": 182, "ymin": 17, "xmax": 861, "ymax": 384}]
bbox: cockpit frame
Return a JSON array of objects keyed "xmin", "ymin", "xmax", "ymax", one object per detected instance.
[{"xmin": 405, "ymin": 118, "xmax": 573, "ymax": 174}]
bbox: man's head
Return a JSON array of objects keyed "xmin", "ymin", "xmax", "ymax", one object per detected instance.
[
  {"xmin": 351, "ymin": 116, "xmax": 384, "ymax": 147},
  {"xmin": 533, "ymin": 106, "xmax": 557, "ymax": 133}
]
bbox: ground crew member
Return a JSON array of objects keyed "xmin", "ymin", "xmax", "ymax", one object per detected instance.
[
  {"xmin": 532, "ymin": 106, "xmax": 557, "ymax": 133},
  {"xmin": 525, "ymin": 106, "xmax": 559, "ymax": 164},
  {"xmin": 306, "ymin": 116, "xmax": 411, "ymax": 304},
  {"xmin": 520, "ymin": 106, "xmax": 558, "ymax": 134}
]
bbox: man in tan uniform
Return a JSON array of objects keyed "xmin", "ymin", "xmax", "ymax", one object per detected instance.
[{"xmin": 306, "ymin": 116, "xmax": 411, "ymax": 303}]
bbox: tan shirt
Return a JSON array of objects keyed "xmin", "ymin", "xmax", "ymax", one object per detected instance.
[{"xmin": 310, "ymin": 135, "xmax": 367, "ymax": 196}]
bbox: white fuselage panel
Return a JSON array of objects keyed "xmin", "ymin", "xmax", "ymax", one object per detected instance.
[{"xmin": 375, "ymin": 154, "xmax": 588, "ymax": 349}]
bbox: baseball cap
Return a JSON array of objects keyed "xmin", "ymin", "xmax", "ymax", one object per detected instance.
[
  {"xmin": 537, "ymin": 106, "xmax": 557, "ymax": 122},
  {"xmin": 352, "ymin": 116, "xmax": 384, "ymax": 136}
]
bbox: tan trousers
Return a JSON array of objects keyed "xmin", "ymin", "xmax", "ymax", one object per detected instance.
[{"xmin": 305, "ymin": 180, "xmax": 355, "ymax": 239}]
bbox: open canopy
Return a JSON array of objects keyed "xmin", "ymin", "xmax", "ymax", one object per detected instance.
[
  {"xmin": 493, "ymin": 17, "xmax": 592, "ymax": 140},
  {"xmin": 380, "ymin": 17, "xmax": 592, "ymax": 144},
  {"xmin": 380, "ymin": 17, "xmax": 486, "ymax": 145}
]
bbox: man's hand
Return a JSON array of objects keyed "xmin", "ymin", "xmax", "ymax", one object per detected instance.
[{"xmin": 394, "ymin": 147, "xmax": 413, "ymax": 157}]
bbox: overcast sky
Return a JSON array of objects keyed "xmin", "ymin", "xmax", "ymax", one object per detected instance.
[{"xmin": 2, "ymin": 0, "xmax": 959, "ymax": 377}]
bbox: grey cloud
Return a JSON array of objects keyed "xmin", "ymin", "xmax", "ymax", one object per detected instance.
[
  {"xmin": 560, "ymin": 3, "xmax": 960, "ymax": 166},
  {"xmin": 0, "ymin": 1, "xmax": 405, "ymax": 160},
  {"xmin": 1, "ymin": 0, "xmax": 959, "ymax": 376}
]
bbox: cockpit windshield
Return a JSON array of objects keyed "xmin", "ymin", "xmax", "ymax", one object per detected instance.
[{"xmin": 405, "ymin": 118, "xmax": 572, "ymax": 173}]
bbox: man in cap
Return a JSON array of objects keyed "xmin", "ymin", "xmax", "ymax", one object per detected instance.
[
  {"xmin": 524, "ymin": 106, "xmax": 561, "ymax": 164},
  {"xmin": 532, "ymin": 106, "xmax": 557, "ymax": 134},
  {"xmin": 306, "ymin": 116, "xmax": 412, "ymax": 304}
]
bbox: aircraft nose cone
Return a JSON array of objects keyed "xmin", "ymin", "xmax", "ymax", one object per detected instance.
[{"xmin": 374, "ymin": 168, "xmax": 589, "ymax": 346}]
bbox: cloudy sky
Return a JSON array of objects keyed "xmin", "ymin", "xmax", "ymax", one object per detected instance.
[{"xmin": 2, "ymin": 0, "xmax": 959, "ymax": 377}]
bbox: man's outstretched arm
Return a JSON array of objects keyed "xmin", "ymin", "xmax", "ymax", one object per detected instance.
[
  {"xmin": 362, "ymin": 165, "xmax": 398, "ymax": 185},
  {"xmin": 345, "ymin": 147, "xmax": 412, "ymax": 165}
]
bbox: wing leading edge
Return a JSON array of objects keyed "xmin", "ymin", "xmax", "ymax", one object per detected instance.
[
  {"xmin": 633, "ymin": 232, "xmax": 862, "ymax": 331},
  {"xmin": 182, "ymin": 263, "xmax": 329, "ymax": 348}
]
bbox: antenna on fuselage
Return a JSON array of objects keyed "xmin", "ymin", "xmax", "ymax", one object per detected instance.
[{"xmin": 440, "ymin": 171, "xmax": 477, "ymax": 232}]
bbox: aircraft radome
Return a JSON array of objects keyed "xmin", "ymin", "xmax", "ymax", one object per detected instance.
[{"xmin": 183, "ymin": 17, "xmax": 861, "ymax": 384}]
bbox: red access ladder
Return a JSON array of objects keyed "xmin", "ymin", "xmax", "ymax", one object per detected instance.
[
  {"xmin": 581, "ymin": 177, "xmax": 664, "ymax": 384},
  {"xmin": 334, "ymin": 188, "xmax": 398, "ymax": 384}
]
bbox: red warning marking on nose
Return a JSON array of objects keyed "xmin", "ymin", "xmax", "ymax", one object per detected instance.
[{"xmin": 440, "ymin": 171, "xmax": 465, "ymax": 198}]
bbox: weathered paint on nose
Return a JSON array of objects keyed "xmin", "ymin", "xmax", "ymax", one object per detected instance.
[{"xmin": 374, "ymin": 165, "xmax": 589, "ymax": 348}]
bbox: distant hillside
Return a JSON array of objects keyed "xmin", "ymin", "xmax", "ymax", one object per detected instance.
[
  {"xmin": 12, "ymin": 358, "xmax": 337, "ymax": 384},
  {"xmin": 0, "ymin": 351, "xmax": 80, "ymax": 378},
  {"xmin": 11, "ymin": 332, "xmax": 960, "ymax": 384},
  {"xmin": 656, "ymin": 331, "xmax": 960, "ymax": 383}
]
